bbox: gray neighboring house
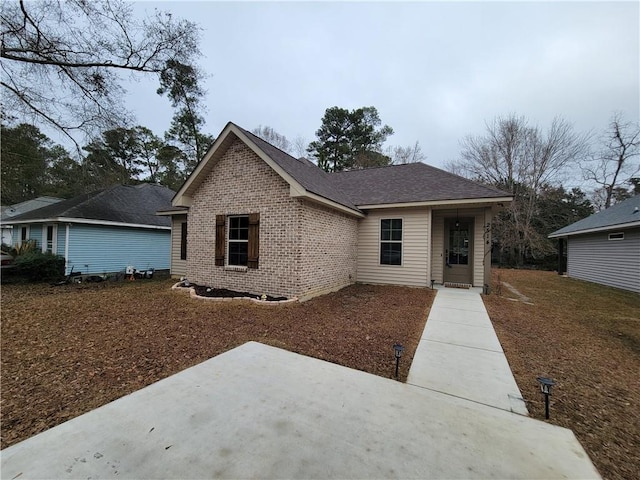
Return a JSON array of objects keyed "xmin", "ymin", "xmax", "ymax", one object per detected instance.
[
  {"xmin": 549, "ymin": 195, "xmax": 640, "ymax": 293},
  {"xmin": 1, "ymin": 196, "xmax": 63, "ymax": 245}
]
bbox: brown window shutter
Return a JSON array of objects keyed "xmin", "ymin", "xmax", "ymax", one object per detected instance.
[
  {"xmin": 248, "ymin": 212, "xmax": 260, "ymax": 269},
  {"xmin": 215, "ymin": 215, "xmax": 225, "ymax": 266},
  {"xmin": 180, "ymin": 222, "xmax": 187, "ymax": 260}
]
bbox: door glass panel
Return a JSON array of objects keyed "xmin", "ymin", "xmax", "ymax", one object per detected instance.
[{"xmin": 448, "ymin": 226, "xmax": 469, "ymax": 265}]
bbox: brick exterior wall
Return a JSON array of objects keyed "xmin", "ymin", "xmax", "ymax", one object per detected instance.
[
  {"xmin": 186, "ymin": 138, "xmax": 358, "ymax": 299},
  {"xmin": 298, "ymin": 200, "xmax": 358, "ymax": 298}
]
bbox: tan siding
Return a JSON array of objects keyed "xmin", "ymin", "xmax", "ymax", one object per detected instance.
[
  {"xmin": 431, "ymin": 213, "xmax": 445, "ymax": 284},
  {"xmin": 357, "ymin": 207, "xmax": 430, "ymax": 287},
  {"xmin": 170, "ymin": 214, "xmax": 187, "ymax": 277}
]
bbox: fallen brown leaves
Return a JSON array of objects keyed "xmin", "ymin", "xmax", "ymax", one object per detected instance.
[
  {"xmin": 485, "ymin": 268, "xmax": 640, "ymax": 480},
  {"xmin": 1, "ymin": 279, "xmax": 433, "ymax": 449}
]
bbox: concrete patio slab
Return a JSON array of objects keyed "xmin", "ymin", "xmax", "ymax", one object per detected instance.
[
  {"xmin": 408, "ymin": 287, "xmax": 528, "ymax": 415},
  {"xmin": 1, "ymin": 342, "xmax": 599, "ymax": 479}
]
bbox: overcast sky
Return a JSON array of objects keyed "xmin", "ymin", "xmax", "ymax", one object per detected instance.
[{"xmin": 126, "ymin": 0, "xmax": 638, "ymax": 183}]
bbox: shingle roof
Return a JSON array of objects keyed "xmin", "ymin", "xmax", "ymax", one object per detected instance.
[
  {"xmin": 1, "ymin": 196, "xmax": 63, "ymax": 221},
  {"xmin": 5, "ymin": 184, "xmax": 174, "ymax": 228},
  {"xmin": 330, "ymin": 163, "xmax": 510, "ymax": 205},
  {"xmin": 236, "ymin": 126, "xmax": 359, "ymax": 210},
  {"xmin": 549, "ymin": 195, "xmax": 640, "ymax": 237},
  {"xmin": 237, "ymin": 125, "xmax": 509, "ymax": 208}
]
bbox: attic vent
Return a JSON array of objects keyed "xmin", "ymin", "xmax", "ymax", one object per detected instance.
[{"xmin": 608, "ymin": 232, "xmax": 624, "ymax": 241}]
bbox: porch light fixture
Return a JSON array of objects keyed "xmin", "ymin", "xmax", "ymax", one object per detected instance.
[
  {"xmin": 393, "ymin": 343, "xmax": 405, "ymax": 379},
  {"xmin": 536, "ymin": 376, "xmax": 556, "ymax": 419}
]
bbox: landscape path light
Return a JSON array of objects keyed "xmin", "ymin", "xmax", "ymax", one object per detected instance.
[
  {"xmin": 536, "ymin": 376, "xmax": 556, "ymax": 419},
  {"xmin": 393, "ymin": 343, "xmax": 405, "ymax": 380}
]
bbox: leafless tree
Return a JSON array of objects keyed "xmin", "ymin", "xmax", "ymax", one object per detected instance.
[
  {"xmin": 450, "ymin": 114, "xmax": 589, "ymax": 265},
  {"xmin": 1, "ymin": 0, "xmax": 200, "ymax": 148},
  {"xmin": 582, "ymin": 113, "xmax": 640, "ymax": 210},
  {"xmin": 389, "ymin": 141, "xmax": 426, "ymax": 164},
  {"xmin": 292, "ymin": 135, "xmax": 308, "ymax": 159},
  {"xmin": 251, "ymin": 125, "xmax": 291, "ymax": 153}
]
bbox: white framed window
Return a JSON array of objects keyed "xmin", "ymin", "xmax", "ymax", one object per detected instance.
[
  {"xmin": 227, "ymin": 215, "xmax": 249, "ymax": 266},
  {"xmin": 20, "ymin": 226, "xmax": 30, "ymax": 243},
  {"xmin": 42, "ymin": 224, "xmax": 57, "ymax": 254},
  {"xmin": 608, "ymin": 232, "xmax": 624, "ymax": 241},
  {"xmin": 380, "ymin": 218, "xmax": 402, "ymax": 265}
]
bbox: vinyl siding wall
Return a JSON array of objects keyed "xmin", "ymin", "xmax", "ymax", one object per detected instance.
[
  {"xmin": 567, "ymin": 228, "xmax": 640, "ymax": 293},
  {"xmin": 170, "ymin": 215, "xmax": 188, "ymax": 277},
  {"xmin": 65, "ymin": 224, "xmax": 170, "ymax": 275},
  {"xmin": 357, "ymin": 207, "xmax": 431, "ymax": 287}
]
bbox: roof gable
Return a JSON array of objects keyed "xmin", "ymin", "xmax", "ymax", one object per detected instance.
[
  {"xmin": 549, "ymin": 195, "xmax": 640, "ymax": 237},
  {"xmin": 172, "ymin": 122, "xmax": 511, "ymax": 216},
  {"xmin": 173, "ymin": 122, "xmax": 362, "ymax": 216},
  {"xmin": 3, "ymin": 184, "xmax": 174, "ymax": 228}
]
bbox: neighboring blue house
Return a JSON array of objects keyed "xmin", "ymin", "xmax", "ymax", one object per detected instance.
[
  {"xmin": 1, "ymin": 196, "xmax": 63, "ymax": 245},
  {"xmin": 549, "ymin": 195, "xmax": 640, "ymax": 293},
  {"xmin": 1, "ymin": 184, "xmax": 174, "ymax": 276}
]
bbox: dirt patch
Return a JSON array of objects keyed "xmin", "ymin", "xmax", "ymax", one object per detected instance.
[
  {"xmin": 0, "ymin": 279, "xmax": 433, "ymax": 449},
  {"xmin": 485, "ymin": 268, "xmax": 640, "ymax": 480}
]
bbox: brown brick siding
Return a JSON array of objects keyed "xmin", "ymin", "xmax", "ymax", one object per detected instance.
[{"xmin": 186, "ymin": 139, "xmax": 358, "ymax": 298}]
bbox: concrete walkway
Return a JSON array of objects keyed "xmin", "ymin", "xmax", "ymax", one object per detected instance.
[
  {"xmin": 2, "ymin": 342, "xmax": 600, "ymax": 479},
  {"xmin": 408, "ymin": 287, "xmax": 529, "ymax": 415}
]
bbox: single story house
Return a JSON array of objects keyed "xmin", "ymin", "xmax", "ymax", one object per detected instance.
[
  {"xmin": 2, "ymin": 184, "xmax": 174, "ymax": 276},
  {"xmin": 160, "ymin": 122, "xmax": 512, "ymax": 300},
  {"xmin": 1, "ymin": 196, "xmax": 63, "ymax": 245},
  {"xmin": 549, "ymin": 195, "xmax": 640, "ymax": 293}
]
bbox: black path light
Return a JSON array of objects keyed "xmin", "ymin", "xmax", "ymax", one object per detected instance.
[
  {"xmin": 537, "ymin": 377, "xmax": 556, "ymax": 419},
  {"xmin": 393, "ymin": 343, "xmax": 405, "ymax": 379}
]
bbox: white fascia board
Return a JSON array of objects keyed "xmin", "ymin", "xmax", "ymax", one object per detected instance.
[
  {"xmin": 172, "ymin": 123, "xmax": 236, "ymax": 206},
  {"xmin": 290, "ymin": 187, "xmax": 365, "ymax": 218},
  {"xmin": 156, "ymin": 209, "xmax": 189, "ymax": 216},
  {"xmin": 357, "ymin": 196, "xmax": 513, "ymax": 210},
  {"xmin": 3, "ymin": 217, "xmax": 170, "ymax": 231},
  {"xmin": 548, "ymin": 221, "xmax": 640, "ymax": 238},
  {"xmin": 235, "ymin": 127, "xmax": 364, "ymax": 218}
]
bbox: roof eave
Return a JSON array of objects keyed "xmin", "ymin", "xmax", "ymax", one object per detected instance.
[
  {"xmin": 548, "ymin": 220, "xmax": 640, "ymax": 238},
  {"xmin": 356, "ymin": 196, "xmax": 513, "ymax": 210},
  {"xmin": 1, "ymin": 217, "xmax": 171, "ymax": 231}
]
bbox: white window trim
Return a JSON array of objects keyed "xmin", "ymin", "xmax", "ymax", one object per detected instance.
[
  {"xmin": 226, "ymin": 215, "xmax": 249, "ymax": 267},
  {"xmin": 379, "ymin": 217, "xmax": 403, "ymax": 266},
  {"xmin": 608, "ymin": 232, "xmax": 624, "ymax": 241},
  {"xmin": 20, "ymin": 225, "xmax": 30, "ymax": 244},
  {"xmin": 42, "ymin": 224, "xmax": 57, "ymax": 254}
]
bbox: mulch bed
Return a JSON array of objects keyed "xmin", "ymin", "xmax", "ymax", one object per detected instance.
[
  {"xmin": 192, "ymin": 285, "xmax": 288, "ymax": 301},
  {"xmin": 0, "ymin": 279, "xmax": 433, "ymax": 449}
]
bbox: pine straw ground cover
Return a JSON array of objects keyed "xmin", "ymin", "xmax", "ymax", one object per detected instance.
[
  {"xmin": 0, "ymin": 279, "xmax": 433, "ymax": 449},
  {"xmin": 484, "ymin": 268, "xmax": 640, "ymax": 480}
]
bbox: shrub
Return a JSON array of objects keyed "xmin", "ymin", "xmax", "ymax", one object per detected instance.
[
  {"xmin": 13, "ymin": 251, "xmax": 65, "ymax": 282},
  {"xmin": 14, "ymin": 240, "xmax": 38, "ymax": 256}
]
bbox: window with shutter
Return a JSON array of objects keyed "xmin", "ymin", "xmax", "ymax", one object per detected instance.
[{"xmin": 216, "ymin": 213, "xmax": 260, "ymax": 268}]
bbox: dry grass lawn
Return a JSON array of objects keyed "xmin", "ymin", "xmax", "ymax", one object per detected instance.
[
  {"xmin": 485, "ymin": 268, "xmax": 640, "ymax": 480},
  {"xmin": 1, "ymin": 279, "xmax": 433, "ymax": 449}
]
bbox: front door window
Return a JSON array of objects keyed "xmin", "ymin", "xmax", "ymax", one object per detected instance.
[{"xmin": 448, "ymin": 225, "xmax": 470, "ymax": 265}]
